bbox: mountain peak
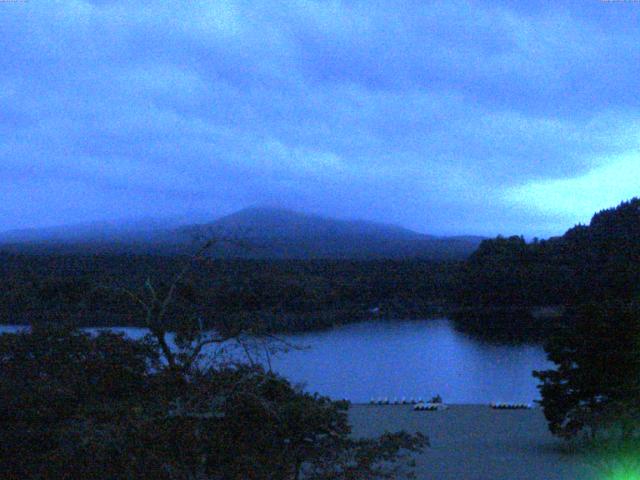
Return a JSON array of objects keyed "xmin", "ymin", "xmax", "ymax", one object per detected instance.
[
  {"xmin": 172, "ymin": 207, "xmax": 483, "ymax": 259},
  {"xmin": 202, "ymin": 207, "xmax": 421, "ymax": 240},
  {"xmin": 0, "ymin": 207, "xmax": 484, "ymax": 260}
]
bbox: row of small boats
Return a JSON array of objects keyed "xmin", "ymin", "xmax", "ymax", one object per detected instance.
[
  {"xmin": 369, "ymin": 398, "xmax": 424, "ymax": 405},
  {"xmin": 369, "ymin": 398, "xmax": 448, "ymax": 411},
  {"xmin": 368, "ymin": 399, "xmax": 533, "ymax": 410},
  {"xmin": 490, "ymin": 402, "xmax": 532, "ymax": 409},
  {"xmin": 414, "ymin": 402, "xmax": 448, "ymax": 411}
]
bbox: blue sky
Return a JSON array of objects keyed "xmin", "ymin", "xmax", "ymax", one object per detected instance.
[{"xmin": 1, "ymin": 0, "xmax": 639, "ymax": 237}]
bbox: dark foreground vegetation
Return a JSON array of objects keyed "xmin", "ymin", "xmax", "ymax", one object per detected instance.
[
  {"xmin": 0, "ymin": 240, "xmax": 430, "ymax": 479},
  {"xmin": 0, "ymin": 323, "xmax": 426, "ymax": 479},
  {"xmin": 534, "ymin": 299, "xmax": 640, "ymax": 441},
  {"xmin": 529, "ymin": 298, "xmax": 640, "ymax": 478}
]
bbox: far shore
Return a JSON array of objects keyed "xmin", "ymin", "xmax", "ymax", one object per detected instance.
[{"xmin": 348, "ymin": 404, "xmax": 599, "ymax": 480}]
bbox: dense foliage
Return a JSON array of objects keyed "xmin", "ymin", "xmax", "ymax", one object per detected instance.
[
  {"xmin": 0, "ymin": 324, "xmax": 427, "ymax": 479},
  {"xmin": 533, "ymin": 301, "xmax": 640, "ymax": 441},
  {"xmin": 0, "ymin": 254, "xmax": 456, "ymax": 332},
  {"xmin": 455, "ymin": 198, "xmax": 640, "ymax": 308},
  {"xmin": 450, "ymin": 198, "xmax": 640, "ymax": 342}
]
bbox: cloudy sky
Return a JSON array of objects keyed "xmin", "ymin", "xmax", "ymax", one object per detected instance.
[{"xmin": 1, "ymin": 0, "xmax": 639, "ymax": 237}]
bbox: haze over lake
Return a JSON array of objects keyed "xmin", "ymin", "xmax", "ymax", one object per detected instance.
[{"xmin": 0, "ymin": 319, "xmax": 550, "ymax": 404}]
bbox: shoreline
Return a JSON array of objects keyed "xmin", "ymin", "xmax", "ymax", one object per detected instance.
[{"xmin": 348, "ymin": 404, "xmax": 598, "ymax": 480}]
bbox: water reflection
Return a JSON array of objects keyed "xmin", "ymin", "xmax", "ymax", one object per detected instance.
[
  {"xmin": 0, "ymin": 319, "xmax": 551, "ymax": 403},
  {"xmin": 267, "ymin": 319, "xmax": 551, "ymax": 404}
]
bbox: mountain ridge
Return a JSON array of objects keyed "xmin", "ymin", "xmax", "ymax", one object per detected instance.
[{"xmin": 0, "ymin": 207, "xmax": 484, "ymax": 260}]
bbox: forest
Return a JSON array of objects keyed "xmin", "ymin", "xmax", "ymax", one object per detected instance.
[
  {"xmin": 450, "ymin": 198, "xmax": 640, "ymax": 341},
  {"xmin": 0, "ymin": 253, "xmax": 457, "ymax": 333},
  {"xmin": 1, "ymin": 198, "xmax": 639, "ymax": 344}
]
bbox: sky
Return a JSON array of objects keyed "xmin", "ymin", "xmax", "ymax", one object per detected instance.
[{"xmin": 1, "ymin": 0, "xmax": 639, "ymax": 238}]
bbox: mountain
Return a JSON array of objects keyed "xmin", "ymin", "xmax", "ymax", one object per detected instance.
[
  {"xmin": 0, "ymin": 218, "xmax": 177, "ymax": 244},
  {"xmin": 0, "ymin": 207, "xmax": 484, "ymax": 260},
  {"xmin": 179, "ymin": 207, "xmax": 427, "ymax": 242},
  {"xmin": 174, "ymin": 207, "xmax": 483, "ymax": 260}
]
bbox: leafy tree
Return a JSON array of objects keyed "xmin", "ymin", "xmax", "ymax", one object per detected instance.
[
  {"xmin": 1, "ymin": 237, "xmax": 428, "ymax": 479},
  {"xmin": 0, "ymin": 324, "xmax": 426, "ymax": 479},
  {"xmin": 533, "ymin": 300, "xmax": 640, "ymax": 441},
  {"xmin": 450, "ymin": 198, "xmax": 640, "ymax": 342},
  {"xmin": 0, "ymin": 323, "xmax": 157, "ymax": 479}
]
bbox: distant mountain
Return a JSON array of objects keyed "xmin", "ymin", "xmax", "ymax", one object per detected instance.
[
  {"xmin": 174, "ymin": 207, "xmax": 483, "ymax": 260},
  {"xmin": 0, "ymin": 218, "xmax": 177, "ymax": 244},
  {"xmin": 0, "ymin": 207, "xmax": 484, "ymax": 260},
  {"xmin": 179, "ymin": 207, "xmax": 427, "ymax": 241}
]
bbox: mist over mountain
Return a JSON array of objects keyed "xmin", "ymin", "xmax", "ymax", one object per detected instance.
[
  {"xmin": 187, "ymin": 207, "xmax": 425, "ymax": 240},
  {"xmin": 176, "ymin": 207, "xmax": 484, "ymax": 260},
  {"xmin": 0, "ymin": 207, "xmax": 484, "ymax": 260},
  {"xmin": 0, "ymin": 218, "xmax": 184, "ymax": 244}
]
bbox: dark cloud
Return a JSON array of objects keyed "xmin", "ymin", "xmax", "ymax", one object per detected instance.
[{"xmin": 1, "ymin": 0, "xmax": 639, "ymax": 236}]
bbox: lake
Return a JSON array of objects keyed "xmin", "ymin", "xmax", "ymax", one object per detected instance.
[{"xmin": 0, "ymin": 319, "xmax": 551, "ymax": 404}]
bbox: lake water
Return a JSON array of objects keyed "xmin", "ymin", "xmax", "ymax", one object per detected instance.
[{"xmin": 0, "ymin": 319, "xmax": 551, "ymax": 404}]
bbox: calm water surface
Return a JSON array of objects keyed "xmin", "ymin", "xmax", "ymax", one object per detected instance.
[{"xmin": 0, "ymin": 319, "xmax": 551, "ymax": 404}]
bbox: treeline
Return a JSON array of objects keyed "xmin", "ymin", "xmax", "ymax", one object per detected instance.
[
  {"xmin": 3, "ymin": 198, "xmax": 638, "ymax": 343},
  {"xmin": 0, "ymin": 253, "xmax": 457, "ymax": 333},
  {"xmin": 449, "ymin": 198, "xmax": 640, "ymax": 342}
]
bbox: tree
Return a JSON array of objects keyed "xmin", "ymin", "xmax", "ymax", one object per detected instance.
[
  {"xmin": 533, "ymin": 300, "xmax": 640, "ymax": 441},
  {"xmin": 0, "ymin": 323, "xmax": 158, "ymax": 479},
  {"xmin": 1, "ymin": 236, "xmax": 428, "ymax": 479},
  {"xmin": 0, "ymin": 324, "xmax": 426, "ymax": 479}
]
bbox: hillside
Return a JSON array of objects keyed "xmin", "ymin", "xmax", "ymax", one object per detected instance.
[
  {"xmin": 176, "ymin": 207, "xmax": 483, "ymax": 260},
  {"xmin": 449, "ymin": 197, "xmax": 640, "ymax": 341},
  {"xmin": 0, "ymin": 207, "xmax": 484, "ymax": 261},
  {"xmin": 0, "ymin": 218, "xmax": 182, "ymax": 245},
  {"xmin": 455, "ymin": 197, "xmax": 640, "ymax": 305}
]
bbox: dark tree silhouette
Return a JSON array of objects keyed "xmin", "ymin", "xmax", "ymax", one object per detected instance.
[
  {"xmin": 451, "ymin": 197, "xmax": 640, "ymax": 342},
  {"xmin": 0, "ymin": 238, "xmax": 428, "ymax": 479},
  {"xmin": 533, "ymin": 300, "xmax": 640, "ymax": 441}
]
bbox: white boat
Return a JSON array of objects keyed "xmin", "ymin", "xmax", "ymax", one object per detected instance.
[
  {"xmin": 414, "ymin": 402, "xmax": 448, "ymax": 411},
  {"xmin": 490, "ymin": 402, "xmax": 532, "ymax": 409}
]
